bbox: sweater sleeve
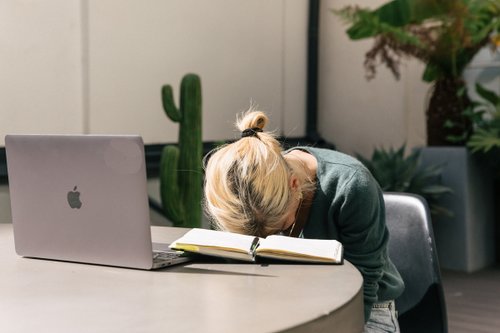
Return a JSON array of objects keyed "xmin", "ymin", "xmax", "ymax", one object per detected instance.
[{"xmin": 335, "ymin": 169, "xmax": 388, "ymax": 322}]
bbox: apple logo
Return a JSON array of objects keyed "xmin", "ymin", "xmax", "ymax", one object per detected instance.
[{"xmin": 67, "ymin": 186, "xmax": 82, "ymax": 209}]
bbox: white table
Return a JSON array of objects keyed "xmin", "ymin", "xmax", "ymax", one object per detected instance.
[{"xmin": 0, "ymin": 224, "xmax": 364, "ymax": 333}]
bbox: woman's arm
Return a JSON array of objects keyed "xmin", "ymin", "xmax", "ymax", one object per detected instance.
[{"xmin": 335, "ymin": 168, "xmax": 388, "ymax": 321}]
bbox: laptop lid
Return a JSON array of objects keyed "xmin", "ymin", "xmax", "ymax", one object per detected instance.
[{"xmin": 5, "ymin": 134, "xmax": 156, "ymax": 269}]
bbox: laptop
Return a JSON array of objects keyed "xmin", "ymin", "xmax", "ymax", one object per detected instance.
[{"xmin": 5, "ymin": 134, "xmax": 192, "ymax": 270}]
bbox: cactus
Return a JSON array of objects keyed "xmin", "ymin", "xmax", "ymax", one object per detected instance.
[{"xmin": 160, "ymin": 74, "xmax": 202, "ymax": 228}]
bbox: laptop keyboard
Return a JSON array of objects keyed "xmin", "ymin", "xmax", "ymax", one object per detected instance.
[{"xmin": 153, "ymin": 250, "xmax": 186, "ymax": 262}]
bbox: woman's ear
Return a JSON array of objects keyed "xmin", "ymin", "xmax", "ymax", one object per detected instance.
[
  {"xmin": 289, "ymin": 175, "xmax": 299, "ymax": 192},
  {"xmin": 289, "ymin": 174, "xmax": 303, "ymax": 201}
]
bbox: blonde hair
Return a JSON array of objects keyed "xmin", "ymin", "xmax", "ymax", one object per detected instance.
[{"xmin": 203, "ymin": 109, "xmax": 313, "ymax": 237}]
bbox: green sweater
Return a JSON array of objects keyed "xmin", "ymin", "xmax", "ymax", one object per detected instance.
[{"xmin": 290, "ymin": 147, "xmax": 404, "ymax": 321}]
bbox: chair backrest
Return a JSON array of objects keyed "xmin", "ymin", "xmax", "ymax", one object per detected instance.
[{"xmin": 384, "ymin": 193, "xmax": 448, "ymax": 333}]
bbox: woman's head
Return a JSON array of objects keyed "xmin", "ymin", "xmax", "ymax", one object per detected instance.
[{"xmin": 203, "ymin": 110, "xmax": 305, "ymax": 237}]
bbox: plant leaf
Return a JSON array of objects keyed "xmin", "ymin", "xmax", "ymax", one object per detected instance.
[
  {"xmin": 377, "ymin": 0, "xmax": 411, "ymax": 27},
  {"xmin": 422, "ymin": 63, "xmax": 441, "ymax": 82},
  {"xmin": 468, "ymin": 128, "xmax": 500, "ymax": 153},
  {"xmin": 421, "ymin": 185, "xmax": 454, "ymax": 195},
  {"xmin": 476, "ymin": 83, "xmax": 500, "ymax": 106}
]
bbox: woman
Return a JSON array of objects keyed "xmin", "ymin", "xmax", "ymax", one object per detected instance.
[{"xmin": 204, "ymin": 110, "xmax": 404, "ymax": 332}]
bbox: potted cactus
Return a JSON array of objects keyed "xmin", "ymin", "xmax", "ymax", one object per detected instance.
[{"xmin": 160, "ymin": 74, "xmax": 202, "ymax": 228}]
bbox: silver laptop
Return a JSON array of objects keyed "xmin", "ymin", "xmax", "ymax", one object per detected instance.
[{"xmin": 5, "ymin": 134, "xmax": 192, "ymax": 270}]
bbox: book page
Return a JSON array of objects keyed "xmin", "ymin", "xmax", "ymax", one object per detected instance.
[
  {"xmin": 256, "ymin": 236, "xmax": 342, "ymax": 262},
  {"xmin": 170, "ymin": 228, "xmax": 258, "ymax": 254}
]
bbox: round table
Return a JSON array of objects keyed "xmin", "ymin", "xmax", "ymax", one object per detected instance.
[{"xmin": 0, "ymin": 224, "xmax": 364, "ymax": 333}]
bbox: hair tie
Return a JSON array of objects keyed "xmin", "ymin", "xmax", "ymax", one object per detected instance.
[{"xmin": 241, "ymin": 127, "xmax": 263, "ymax": 138}]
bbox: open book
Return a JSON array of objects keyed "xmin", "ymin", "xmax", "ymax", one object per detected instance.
[{"xmin": 169, "ymin": 228, "xmax": 343, "ymax": 264}]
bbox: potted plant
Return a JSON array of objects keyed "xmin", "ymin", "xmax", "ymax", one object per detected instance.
[
  {"xmin": 333, "ymin": 0, "xmax": 500, "ymax": 271},
  {"xmin": 160, "ymin": 73, "xmax": 203, "ymax": 228},
  {"xmin": 466, "ymin": 83, "xmax": 500, "ymax": 261},
  {"xmin": 334, "ymin": 0, "xmax": 500, "ymax": 146},
  {"xmin": 355, "ymin": 144, "xmax": 453, "ymax": 217},
  {"xmin": 466, "ymin": 83, "xmax": 500, "ymax": 154}
]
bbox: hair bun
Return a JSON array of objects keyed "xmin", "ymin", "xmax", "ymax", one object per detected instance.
[{"xmin": 236, "ymin": 110, "xmax": 269, "ymax": 132}]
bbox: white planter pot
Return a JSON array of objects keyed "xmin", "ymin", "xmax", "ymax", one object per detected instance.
[{"xmin": 419, "ymin": 147, "xmax": 495, "ymax": 272}]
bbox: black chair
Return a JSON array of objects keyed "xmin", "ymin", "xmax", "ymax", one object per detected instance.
[{"xmin": 384, "ymin": 193, "xmax": 448, "ymax": 333}]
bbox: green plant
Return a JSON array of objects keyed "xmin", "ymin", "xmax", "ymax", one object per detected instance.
[
  {"xmin": 334, "ymin": 0, "xmax": 500, "ymax": 146},
  {"xmin": 160, "ymin": 74, "xmax": 203, "ymax": 228},
  {"xmin": 356, "ymin": 144, "xmax": 453, "ymax": 217},
  {"xmin": 467, "ymin": 83, "xmax": 500, "ymax": 153}
]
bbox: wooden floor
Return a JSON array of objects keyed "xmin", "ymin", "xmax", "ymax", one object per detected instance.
[{"xmin": 441, "ymin": 265, "xmax": 500, "ymax": 333}]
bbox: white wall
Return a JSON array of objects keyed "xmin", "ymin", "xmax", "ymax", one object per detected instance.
[
  {"xmin": 0, "ymin": 0, "xmax": 308, "ymax": 145},
  {"xmin": 0, "ymin": 0, "xmax": 84, "ymax": 141}
]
